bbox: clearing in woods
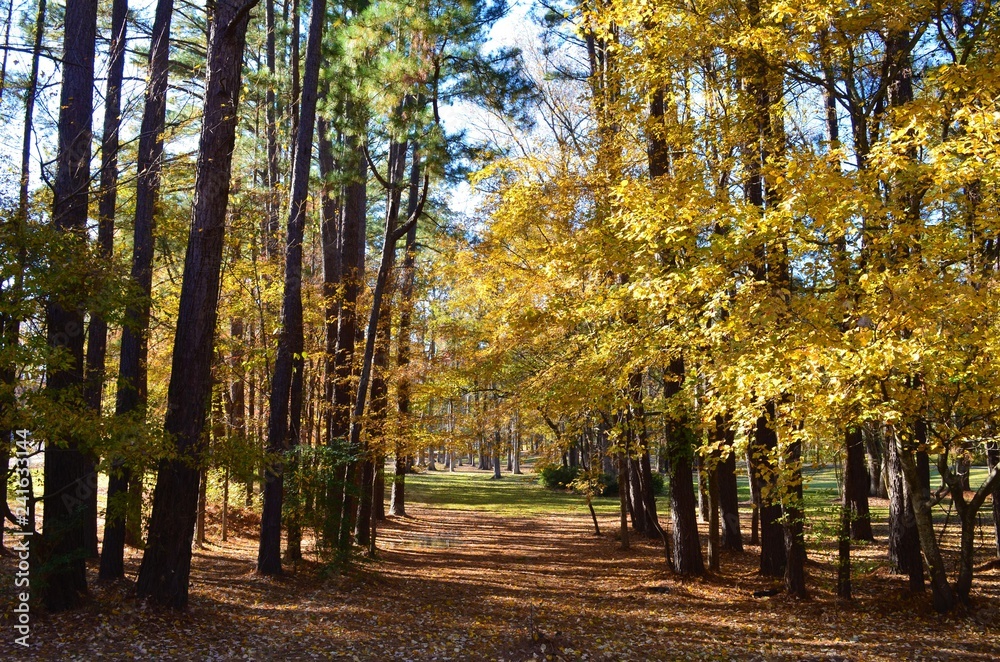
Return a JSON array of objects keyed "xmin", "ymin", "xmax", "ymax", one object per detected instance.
[{"xmin": 3, "ymin": 465, "xmax": 1000, "ymax": 660}]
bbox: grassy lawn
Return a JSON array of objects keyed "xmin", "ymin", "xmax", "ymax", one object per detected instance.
[
  {"xmin": 401, "ymin": 468, "xmax": 624, "ymax": 516},
  {"xmin": 400, "ymin": 462, "xmax": 993, "ymax": 543}
]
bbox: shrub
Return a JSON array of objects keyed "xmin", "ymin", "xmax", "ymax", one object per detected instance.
[{"xmin": 537, "ymin": 464, "xmax": 579, "ymax": 489}]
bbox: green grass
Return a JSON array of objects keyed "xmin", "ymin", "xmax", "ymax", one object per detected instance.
[
  {"xmin": 399, "ymin": 462, "xmax": 992, "ymax": 538},
  {"xmin": 401, "ymin": 469, "xmax": 623, "ymax": 516}
]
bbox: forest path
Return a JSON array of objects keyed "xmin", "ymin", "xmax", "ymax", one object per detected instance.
[{"xmin": 3, "ymin": 469, "xmax": 1000, "ymax": 660}]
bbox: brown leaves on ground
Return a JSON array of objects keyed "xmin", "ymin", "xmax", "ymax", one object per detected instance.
[{"xmin": 2, "ymin": 503, "xmax": 1000, "ymax": 661}]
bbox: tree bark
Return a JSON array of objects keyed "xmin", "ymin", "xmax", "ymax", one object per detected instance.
[
  {"xmin": 707, "ymin": 456, "xmax": 720, "ymax": 571},
  {"xmin": 886, "ymin": 424, "xmax": 924, "ymax": 591},
  {"xmin": 262, "ymin": 0, "xmax": 280, "ymax": 257},
  {"xmin": 258, "ymin": 0, "xmax": 326, "ymax": 577},
  {"xmin": 104, "ymin": 0, "xmax": 176, "ymax": 580},
  {"xmin": 714, "ymin": 416, "xmax": 742, "ymax": 551},
  {"xmin": 328, "ymin": 130, "xmax": 367, "ymax": 551},
  {"xmin": 390, "ymin": 145, "xmax": 421, "ymax": 517},
  {"xmin": 897, "ymin": 433, "xmax": 953, "ymax": 612},
  {"xmin": 135, "ymin": 0, "xmax": 258, "ymax": 608},
  {"xmin": 753, "ymin": 407, "xmax": 785, "ymax": 577},
  {"xmin": 864, "ymin": 423, "xmax": 887, "ymax": 498},
  {"xmin": 84, "ymin": 0, "xmax": 128, "ymax": 565},
  {"xmin": 783, "ymin": 438, "xmax": 807, "ymax": 597},
  {"xmin": 341, "ymin": 114, "xmax": 423, "ymax": 549},
  {"xmin": 41, "ymin": 0, "xmax": 98, "ymax": 613},
  {"xmin": 664, "ymin": 359, "xmax": 703, "ymax": 575},
  {"xmin": 989, "ymin": 442, "xmax": 1000, "ymax": 558},
  {"xmin": 616, "ymin": 449, "xmax": 630, "ymax": 550},
  {"xmin": 846, "ymin": 425, "xmax": 874, "ymax": 541}
]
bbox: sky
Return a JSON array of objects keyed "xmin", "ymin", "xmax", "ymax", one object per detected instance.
[{"xmin": 0, "ymin": 0, "xmax": 539, "ymax": 216}]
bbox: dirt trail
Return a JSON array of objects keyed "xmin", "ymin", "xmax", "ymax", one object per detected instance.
[{"xmin": 2, "ymin": 500, "xmax": 1000, "ymax": 660}]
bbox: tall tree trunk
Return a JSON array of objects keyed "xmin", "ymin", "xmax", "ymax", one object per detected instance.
[
  {"xmin": 317, "ymin": 113, "xmax": 344, "ymax": 540},
  {"xmin": 886, "ymin": 423, "xmax": 924, "ymax": 591},
  {"xmin": 707, "ymin": 456, "xmax": 720, "ymax": 571},
  {"xmin": 665, "ymin": 358, "xmax": 703, "ymax": 575},
  {"xmin": 696, "ymin": 453, "xmax": 710, "ymax": 523},
  {"xmin": 104, "ymin": 0, "xmax": 176, "ymax": 580},
  {"xmin": 223, "ymin": 317, "xmax": 245, "ymax": 543},
  {"xmin": 783, "ymin": 437, "xmax": 807, "ymax": 597},
  {"xmin": 94, "ymin": 0, "xmax": 131, "ymax": 578},
  {"xmin": 837, "ymin": 469, "xmax": 852, "ymax": 599},
  {"xmin": 0, "ymin": 0, "xmax": 14, "ymax": 104},
  {"xmin": 714, "ymin": 415, "xmax": 742, "ymax": 551},
  {"xmin": 616, "ymin": 449, "xmax": 630, "ymax": 550},
  {"xmin": 135, "ymin": 0, "xmax": 258, "ymax": 609},
  {"xmin": 747, "ymin": 448, "xmax": 760, "ymax": 546},
  {"xmin": 989, "ymin": 442, "xmax": 1000, "ymax": 558},
  {"xmin": 846, "ymin": 426, "xmax": 874, "ymax": 540},
  {"xmin": 84, "ymin": 0, "xmax": 128, "ymax": 563},
  {"xmin": 390, "ymin": 144, "xmax": 420, "ymax": 516},
  {"xmin": 753, "ymin": 407, "xmax": 785, "ymax": 577},
  {"xmin": 355, "ymin": 302, "xmax": 391, "ymax": 548},
  {"xmin": 513, "ymin": 413, "xmax": 522, "ymax": 474},
  {"xmin": 257, "ymin": 0, "xmax": 326, "ymax": 575},
  {"xmin": 492, "ymin": 430, "xmax": 502, "ymax": 480},
  {"xmin": 865, "ymin": 424, "xmax": 887, "ymax": 498},
  {"xmin": 196, "ymin": 468, "xmax": 207, "ymax": 548},
  {"xmin": 41, "ymin": 0, "xmax": 98, "ymax": 613},
  {"xmin": 328, "ymin": 131, "xmax": 367, "ymax": 550},
  {"xmin": 897, "ymin": 431, "xmax": 953, "ymax": 612},
  {"xmin": 341, "ymin": 114, "xmax": 423, "ymax": 550},
  {"xmin": 262, "ymin": 0, "xmax": 280, "ymax": 257}
]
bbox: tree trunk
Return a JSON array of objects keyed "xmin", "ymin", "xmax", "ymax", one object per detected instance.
[
  {"xmin": 697, "ymin": 453, "xmax": 712, "ymax": 523},
  {"xmin": 358, "ymin": 303, "xmax": 392, "ymax": 545},
  {"xmin": 262, "ymin": 0, "xmax": 280, "ymax": 258},
  {"xmin": 258, "ymin": 0, "xmax": 326, "ymax": 574},
  {"xmin": 389, "ymin": 455, "xmax": 407, "ymax": 517},
  {"xmin": 328, "ymin": 129, "xmax": 367, "ymax": 550},
  {"xmin": 135, "ymin": 0, "xmax": 257, "ymax": 608},
  {"xmin": 864, "ymin": 423, "xmax": 887, "ymax": 498},
  {"xmin": 783, "ymin": 439, "xmax": 807, "ymax": 598},
  {"xmin": 846, "ymin": 425, "xmax": 874, "ymax": 541},
  {"xmin": 628, "ymin": 456, "xmax": 645, "ymax": 533},
  {"xmin": 374, "ymin": 463, "xmax": 385, "ymax": 522},
  {"xmin": 354, "ymin": 460, "xmax": 374, "ymax": 546},
  {"xmin": 715, "ymin": 416, "xmax": 742, "ymax": 551},
  {"xmin": 617, "ymin": 450, "xmax": 630, "ymax": 550},
  {"xmin": 222, "ymin": 467, "xmax": 230, "ymax": 542},
  {"xmin": 513, "ymin": 415, "xmax": 522, "ymax": 474},
  {"xmin": 342, "ymin": 121, "xmax": 422, "ymax": 549},
  {"xmin": 492, "ymin": 430, "xmax": 502, "ymax": 480},
  {"xmin": 41, "ymin": 0, "xmax": 98, "ymax": 613},
  {"xmin": 753, "ymin": 407, "xmax": 785, "ymax": 577},
  {"xmin": 317, "ymin": 113, "xmax": 343, "ymax": 543},
  {"xmin": 897, "ymin": 436, "xmax": 954, "ymax": 612},
  {"xmin": 83, "ymin": 0, "xmax": 128, "ymax": 562},
  {"xmin": 707, "ymin": 457, "xmax": 720, "ymax": 571},
  {"xmin": 105, "ymin": 0, "xmax": 176, "ymax": 581},
  {"xmin": 389, "ymin": 147, "xmax": 421, "ymax": 517},
  {"xmin": 665, "ymin": 359, "xmax": 703, "ymax": 575},
  {"xmin": 886, "ymin": 424, "xmax": 923, "ymax": 590},
  {"xmin": 747, "ymin": 448, "xmax": 760, "ymax": 546},
  {"xmin": 989, "ymin": 442, "xmax": 1000, "ymax": 558},
  {"xmin": 837, "ymin": 485, "xmax": 851, "ymax": 599},
  {"xmin": 196, "ymin": 468, "xmax": 207, "ymax": 548},
  {"xmin": 949, "ymin": 460, "xmax": 1000, "ymax": 604}
]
